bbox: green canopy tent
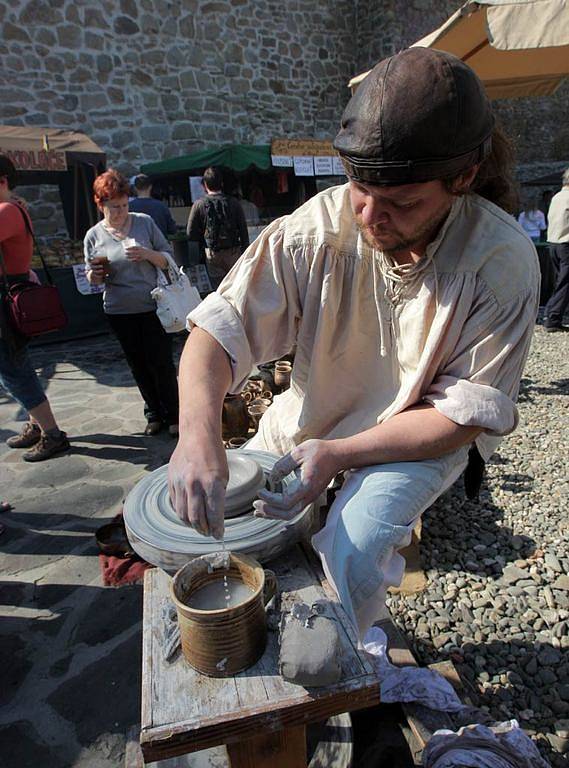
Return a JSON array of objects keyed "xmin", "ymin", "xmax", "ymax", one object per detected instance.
[{"xmin": 141, "ymin": 144, "xmax": 271, "ymax": 176}]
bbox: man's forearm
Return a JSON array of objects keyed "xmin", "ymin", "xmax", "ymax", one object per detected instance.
[
  {"xmin": 331, "ymin": 403, "xmax": 482, "ymax": 469},
  {"xmin": 178, "ymin": 328, "xmax": 232, "ymax": 438}
]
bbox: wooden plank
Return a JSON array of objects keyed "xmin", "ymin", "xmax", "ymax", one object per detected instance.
[
  {"xmin": 226, "ymin": 725, "xmax": 306, "ymax": 768},
  {"xmin": 376, "ymin": 618, "xmax": 457, "ymax": 751},
  {"xmin": 141, "ymin": 571, "xmax": 155, "ymax": 733},
  {"xmin": 141, "ymin": 680, "xmax": 379, "ymax": 762}
]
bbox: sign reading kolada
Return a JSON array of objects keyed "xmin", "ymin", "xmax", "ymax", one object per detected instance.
[
  {"xmin": 0, "ymin": 126, "xmax": 106, "ymax": 174},
  {"xmin": 270, "ymin": 138, "xmax": 345, "ymax": 177},
  {"xmin": 0, "ymin": 147, "xmax": 67, "ymax": 172}
]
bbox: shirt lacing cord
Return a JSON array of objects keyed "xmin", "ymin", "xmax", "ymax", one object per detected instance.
[{"xmin": 374, "ymin": 249, "xmax": 439, "ymax": 357}]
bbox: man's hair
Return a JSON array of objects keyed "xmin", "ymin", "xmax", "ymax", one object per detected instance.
[
  {"xmin": 93, "ymin": 168, "xmax": 130, "ymax": 206},
  {"xmin": 133, "ymin": 173, "xmax": 152, "ymax": 191},
  {"xmin": 202, "ymin": 166, "xmax": 223, "ymax": 192},
  {"xmin": 443, "ymin": 124, "xmax": 519, "ymax": 214},
  {"xmin": 0, "ymin": 154, "xmax": 18, "ymax": 190},
  {"xmin": 563, "ymin": 167, "xmax": 569, "ymax": 186}
]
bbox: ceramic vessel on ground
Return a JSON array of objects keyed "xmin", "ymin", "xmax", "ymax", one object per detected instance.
[
  {"xmin": 248, "ymin": 402, "xmax": 268, "ymax": 428},
  {"xmin": 170, "ymin": 552, "xmax": 277, "ymax": 676},
  {"xmin": 274, "ymin": 363, "xmax": 291, "ymax": 389},
  {"xmin": 256, "ymin": 364, "xmax": 276, "ymax": 393},
  {"xmin": 222, "ymin": 394, "xmax": 249, "ymax": 440}
]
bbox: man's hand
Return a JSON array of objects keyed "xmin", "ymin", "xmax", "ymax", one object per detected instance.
[
  {"xmin": 168, "ymin": 433, "xmax": 229, "ymax": 539},
  {"xmin": 253, "ymin": 439, "xmax": 342, "ymax": 521}
]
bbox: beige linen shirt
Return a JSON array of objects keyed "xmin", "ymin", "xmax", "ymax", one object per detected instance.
[
  {"xmin": 547, "ymin": 187, "xmax": 569, "ymax": 243},
  {"xmin": 189, "ymin": 184, "xmax": 540, "ymax": 462}
]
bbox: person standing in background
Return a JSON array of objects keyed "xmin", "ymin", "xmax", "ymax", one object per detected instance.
[
  {"xmin": 543, "ymin": 168, "xmax": 569, "ymax": 332},
  {"xmin": 84, "ymin": 169, "xmax": 179, "ymax": 436},
  {"xmin": 517, "ymin": 197, "xmax": 546, "ymax": 243},
  {"xmin": 129, "ymin": 174, "xmax": 178, "ymax": 238},
  {"xmin": 186, "ymin": 167, "xmax": 249, "ymax": 289},
  {"xmin": 0, "ymin": 154, "xmax": 69, "ymax": 462}
]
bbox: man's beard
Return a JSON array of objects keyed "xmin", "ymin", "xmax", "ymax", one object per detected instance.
[{"xmin": 356, "ymin": 202, "xmax": 452, "ymax": 257}]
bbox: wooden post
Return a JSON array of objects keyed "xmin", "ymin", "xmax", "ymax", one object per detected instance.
[{"xmin": 227, "ymin": 725, "xmax": 307, "ymax": 768}]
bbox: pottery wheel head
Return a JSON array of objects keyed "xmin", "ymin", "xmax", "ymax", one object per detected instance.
[
  {"xmin": 123, "ymin": 449, "xmax": 314, "ymax": 569},
  {"xmin": 224, "ymin": 452, "xmax": 266, "ymax": 516}
]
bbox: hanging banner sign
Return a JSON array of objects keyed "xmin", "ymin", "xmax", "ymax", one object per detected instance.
[
  {"xmin": 72, "ymin": 264, "xmax": 104, "ymax": 295},
  {"xmin": 271, "ymin": 155, "xmax": 293, "ymax": 167},
  {"xmin": 314, "ymin": 156, "xmax": 334, "ymax": 175},
  {"xmin": 293, "ymin": 156, "xmax": 314, "ymax": 176},
  {"xmin": 272, "ymin": 138, "xmax": 334, "ymax": 157},
  {"xmin": 189, "ymin": 176, "xmax": 205, "ymax": 202},
  {"xmin": 0, "ymin": 147, "xmax": 67, "ymax": 172}
]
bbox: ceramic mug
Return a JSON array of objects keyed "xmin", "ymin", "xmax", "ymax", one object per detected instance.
[{"xmin": 170, "ymin": 552, "xmax": 277, "ymax": 676}]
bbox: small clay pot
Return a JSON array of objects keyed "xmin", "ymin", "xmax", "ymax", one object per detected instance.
[
  {"xmin": 257, "ymin": 364, "xmax": 276, "ymax": 393},
  {"xmin": 222, "ymin": 394, "xmax": 250, "ymax": 440},
  {"xmin": 248, "ymin": 402, "xmax": 268, "ymax": 428},
  {"xmin": 274, "ymin": 366, "xmax": 291, "ymax": 389},
  {"xmin": 261, "ymin": 390, "xmax": 273, "ymax": 401},
  {"xmin": 170, "ymin": 553, "xmax": 277, "ymax": 676}
]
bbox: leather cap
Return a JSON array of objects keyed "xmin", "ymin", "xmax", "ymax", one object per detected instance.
[{"xmin": 334, "ymin": 47, "xmax": 494, "ymax": 185}]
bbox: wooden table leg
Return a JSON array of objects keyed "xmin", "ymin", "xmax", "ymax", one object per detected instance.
[{"xmin": 227, "ymin": 724, "xmax": 307, "ymax": 768}]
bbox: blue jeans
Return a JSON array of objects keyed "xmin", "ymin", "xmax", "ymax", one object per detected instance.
[
  {"xmin": 312, "ymin": 447, "xmax": 469, "ymax": 637},
  {"xmin": 0, "ymin": 337, "xmax": 47, "ymax": 413}
]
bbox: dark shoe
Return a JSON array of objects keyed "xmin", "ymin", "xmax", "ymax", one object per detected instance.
[
  {"xmin": 23, "ymin": 431, "xmax": 70, "ymax": 462},
  {"xmin": 7, "ymin": 422, "xmax": 41, "ymax": 449},
  {"xmin": 144, "ymin": 420, "xmax": 163, "ymax": 436},
  {"xmin": 544, "ymin": 325, "xmax": 562, "ymax": 333}
]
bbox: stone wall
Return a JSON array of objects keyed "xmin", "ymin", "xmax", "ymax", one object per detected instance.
[
  {"xmin": 0, "ymin": 0, "xmax": 356, "ymax": 175},
  {"xmin": 0, "ymin": 0, "xmax": 567, "ymax": 235}
]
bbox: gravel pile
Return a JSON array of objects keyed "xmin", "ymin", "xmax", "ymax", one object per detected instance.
[{"xmin": 387, "ymin": 323, "xmax": 569, "ymax": 767}]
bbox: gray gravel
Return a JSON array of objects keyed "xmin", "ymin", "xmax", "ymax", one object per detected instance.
[{"xmin": 387, "ymin": 323, "xmax": 569, "ymax": 766}]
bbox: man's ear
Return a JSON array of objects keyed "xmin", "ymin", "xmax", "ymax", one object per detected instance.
[{"xmin": 452, "ymin": 164, "xmax": 480, "ymax": 194}]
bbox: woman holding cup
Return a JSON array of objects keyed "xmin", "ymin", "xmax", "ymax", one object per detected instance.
[{"xmin": 84, "ymin": 169, "xmax": 179, "ymax": 436}]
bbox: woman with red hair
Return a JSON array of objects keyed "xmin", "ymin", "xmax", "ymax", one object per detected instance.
[{"xmin": 84, "ymin": 169, "xmax": 179, "ymax": 436}]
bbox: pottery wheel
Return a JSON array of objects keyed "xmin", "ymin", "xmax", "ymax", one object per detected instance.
[{"xmin": 124, "ymin": 449, "xmax": 315, "ymax": 571}]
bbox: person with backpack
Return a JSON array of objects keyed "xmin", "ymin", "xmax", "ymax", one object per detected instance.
[{"xmin": 186, "ymin": 167, "xmax": 249, "ymax": 289}]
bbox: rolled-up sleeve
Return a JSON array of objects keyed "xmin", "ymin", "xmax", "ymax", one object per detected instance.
[
  {"xmin": 424, "ymin": 281, "xmax": 538, "ymax": 437},
  {"xmin": 187, "ymin": 220, "xmax": 305, "ymax": 392}
]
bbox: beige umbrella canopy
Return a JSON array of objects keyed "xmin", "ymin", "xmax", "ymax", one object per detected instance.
[{"xmin": 349, "ymin": 0, "xmax": 569, "ymax": 99}]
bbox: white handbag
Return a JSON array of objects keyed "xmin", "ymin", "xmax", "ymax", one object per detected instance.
[{"xmin": 151, "ymin": 256, "xmax": 201, "ymax": 333}]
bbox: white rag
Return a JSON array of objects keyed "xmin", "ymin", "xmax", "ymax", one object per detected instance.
[
  {"xmin": 363, "ymin": 627, "xmax": 551, "ymax": 768},
  {"xmin": 363, "ymin": 626, "xmax": 465, "ymax": 712}
]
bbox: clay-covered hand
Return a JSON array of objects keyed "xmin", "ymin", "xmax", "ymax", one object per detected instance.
[
  {"xmin": 167, "ymin": 434, "xmax": 228, "ymax": 539},
  {"xmin": 253, "ymin": 439, "xmax": 342, "ymax": 521}
]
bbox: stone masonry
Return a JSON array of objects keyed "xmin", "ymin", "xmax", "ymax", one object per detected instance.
[{"xmin": 0, "ymin": 0, "xmax": 567, "ymax": 200}]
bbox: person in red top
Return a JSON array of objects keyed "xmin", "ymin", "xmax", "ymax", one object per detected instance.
[{"xmin": 0, "ymin": 154, "xmax": 69, "ymax": 462}]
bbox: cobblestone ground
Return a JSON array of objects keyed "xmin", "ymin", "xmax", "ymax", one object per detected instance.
[
  {"xmin": 0, "ymin": 332, "xmax": 185, "ymax": 768},
  {"xmin": 0, "ymin": 324, "xmax": 567, "ymax": 767}
]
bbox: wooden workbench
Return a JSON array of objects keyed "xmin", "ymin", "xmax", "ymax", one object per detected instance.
[{"xmin": 140, "ymin": 545, "xmax": 381, "ymax": 766}]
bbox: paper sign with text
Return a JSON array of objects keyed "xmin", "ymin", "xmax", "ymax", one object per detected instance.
[{"xmin": 293, "ymin": 156, "xmax": 314, "ymax": 176}]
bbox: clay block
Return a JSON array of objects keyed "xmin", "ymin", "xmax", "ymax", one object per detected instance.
[{"xmin": 278, "ymin": 601, "xmax": 342, "ymax": 687}]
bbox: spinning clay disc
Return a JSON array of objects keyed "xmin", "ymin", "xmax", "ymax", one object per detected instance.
[{"xmin": 124, "ymin": 449, "xmax": 315, "ymax": 570}]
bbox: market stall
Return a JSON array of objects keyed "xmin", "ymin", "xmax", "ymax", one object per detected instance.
[
  {"xmin": 0, "ymin": 126, "xmax": 107, "ymax": 342},
  {"xmin": 141, "ymin": 140, "xmax": 347, "ymax": 265}
]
